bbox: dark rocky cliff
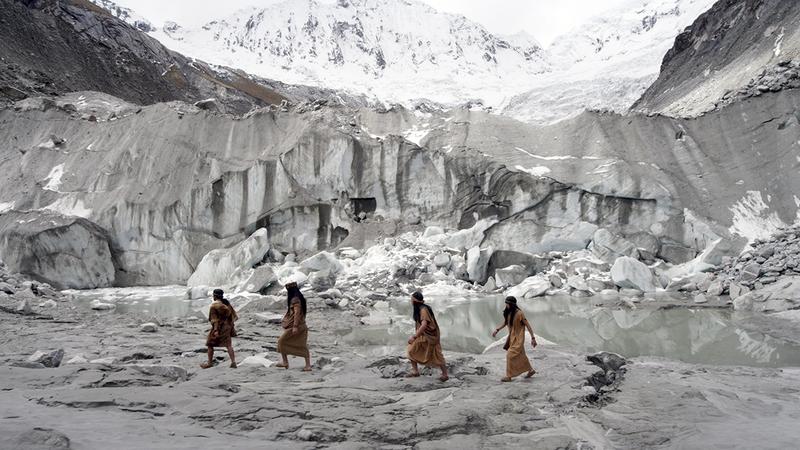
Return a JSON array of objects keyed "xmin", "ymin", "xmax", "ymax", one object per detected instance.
[
  {"xmin": 0, "ymin": 0, "xmax": 294, "ymax": 113},
  {"xmin": 633, "ymin": 0, "xmax": 800, "ymax": 116}
]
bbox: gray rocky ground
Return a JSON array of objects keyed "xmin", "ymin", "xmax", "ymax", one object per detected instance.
[{"xmin": 3, "ymin": 281, "xmax": 800, "ymax": 449}]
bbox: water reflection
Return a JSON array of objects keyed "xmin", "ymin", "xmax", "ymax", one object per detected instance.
[{"xmin": 344, "ymin": 294, "xmax": 800, "ymax": 368}]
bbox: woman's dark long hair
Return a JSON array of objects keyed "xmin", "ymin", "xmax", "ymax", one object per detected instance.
[
  {"xmin": 503, "ymin": 296, "xmax": 519, "ymax": 328},
  {"xmin": 213, "ymin": 289, "xmax": 237, "ymax": 318},
  {"xmin": 411, "ymin": 291, "xmax": 436, "ymax": 325},
  {"xmin": 287, "ymin": 285, "xmax": 307, "ymax": 316}
]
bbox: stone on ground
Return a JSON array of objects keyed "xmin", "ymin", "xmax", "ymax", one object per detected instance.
[
  {"xmin": 27, "ymin": 349, "xmax": 65, "ymax": 368},
  {"xmin": 139, "ymin": 322, "xmax": 158, "ymax": 332}
]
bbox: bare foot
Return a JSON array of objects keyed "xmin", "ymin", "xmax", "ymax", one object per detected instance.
[
  {"xmin": 525, "ymin": 369, "xmax": 536, "ymax": 378},
  {"xmin": 200, "ymin": 362, "xmax": 212, "ymax": 369},
  {"xmin": 500, "ymin": 377, "xmax": 512, "ymax": 382},
  {"xmin": 302, "ymin": 366, "xmax": 312, "ymax": 372},
  {"xmin": 405, "ymin": 372, "xmax": 420, "ymax": 378},
  {"xmin": 275, "ymin": 363, "xmax": 288, "ymax": 369},
  {"xmin": 230, "ymin": 363, "xmax": 238, "ymax": 369},
  {"xmin": 438, "ymin": 375, "xmax": 449, "ymax": 382}
]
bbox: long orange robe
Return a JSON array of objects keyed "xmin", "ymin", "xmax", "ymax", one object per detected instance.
[
  {"xmin": 277, "ymin": 298, "xmax": 309, "ymax": 358},
  {"xmin": 407, "ymin": 306, "xmax": 445, "ymax": 367},
  {"xmin": 505, "ymin": 309, "xmax": 533, "ymax": 378}
]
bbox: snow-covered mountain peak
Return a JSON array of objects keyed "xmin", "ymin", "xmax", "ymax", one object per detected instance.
[
  {"xmin": 548, "ymin": 0, "xmax": 715, "ymax": 69},
  {"xmin": 144, "ymin": 0, "xmax": 550, "ymax": 105},
  {"xmin": 89, "ymin": 0, "xmax": 716, "ymax": 123}
]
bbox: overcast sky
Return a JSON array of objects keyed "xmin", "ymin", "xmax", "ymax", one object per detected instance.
[{"xmin": 115, "ymin": 0, "xmax": 632, "ymax": 46}]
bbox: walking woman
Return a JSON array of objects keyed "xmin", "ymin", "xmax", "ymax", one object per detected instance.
[
  {"xmin": 201, "ymin": 289, "xmax": 238, "ymax": 369},
  {"xmin": 276, "ymin": 282, "xmax": 312, "ymax": 371},
  {"xmin": 407, "ymin": 291, "xmax": 449, "ymax": 382},
  {"xmin": 492, "ymin": 296, "xmax": 536, "ymax": 382}
]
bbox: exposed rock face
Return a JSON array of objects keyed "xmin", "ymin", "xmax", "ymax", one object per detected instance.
[
  {"xmin": 589, "ymin": 228, "xmax": 640, "ymax": 263},
  {"xmin": 2, "ymin": 86, "xmax": 798, "ymax": 285},
  {"xmin": 634, "ymin": 0, "xmax": 800, "ymax": 116},
  {"xmin": 0, "ymin": 210, "xmax": 114, "ymax": 289},
  {"xmin": 0, "ymin": 0, "xmax": 283, "ymax": 112}
]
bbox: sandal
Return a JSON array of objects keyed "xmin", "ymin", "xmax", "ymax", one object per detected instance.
[
  {"xmin": 230, "ymin": 363, "xmax": 238, "ymax": 369},
  {"xmin": 525, "ymin": 369, "xmax": 536, "ymax": 378},
  {"xmin": 405, "ymin": 372, "xmax": 420, "ymax": 378},
  {"xmin": 200, "ymin": 362, "xmax": 213, "ymax": 369},
  {"xmin": 302, "ymin": 367, "xmax": 312, "ymax": 372}
]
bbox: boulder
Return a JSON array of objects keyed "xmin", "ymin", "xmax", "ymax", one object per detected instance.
[
  {"xmin": 276, "ymin": 268, "xmax": 308, "ymax": 287},
  {"xmin": 38, "ymin": 299, "xmax": 57, "ymax": 308},
  {"xmin": 627, "ymin": 232, "xmax": 661, "ymax": 256},
  {"xmin": 466, "ymin": 246, "xmax": 493, "ymax": 283},
  {"xmin": 66, "ymin": 354, "xmax": 88, "ymax": 364},
  {"xmin": 483, "ymin": 276, "xmax": 497, "ymax": 291},
  {"xmin": 139, "ymin": 323, "xmax": 158, "ymax": 333},
  {"xmin": 729, "ymin": 282, "xmax": 750, "ymax": 300},
  {"xmin": 566, "ymin": 275, "xmax": 590, "ymax": 292},
  {"xmin": 693, "ymin": 293, "xmax": 708, "ymax": 304},
  {"xmin": 308, "ymin": 270, "xmax": 336, "ymax": 290},
  {"xmin": 589, "ymin": 229, "xmax": 639, "ymax": 263},
  {"xmin": 494, "ymin": 265, "xmax": 528, "ymax": 288},
  {"xmin": 487, "ymin": 250, "xmax": 551, "ymax": 278},
  {"xmin": 16, "ymin": 298, "xmax": 32, "ymax": 314},
  {"xmin": 238, "ymin": 265, "xmax": 277, "ymax": 293},
  {"xmin": 738, "ymin": 263, "xmax": 762, "ymax": 283},
  {"xmin": 188, "ymin": 228, "xmax": 270, "ymax": 287},
  {"xmin": 27, "ymin": 349, "xmax": 64, "ymax": 368},
  {"xmin": 658, "ymin": 243, "xmax": 697, "ymax": 264},
  {"xmin": 300, "ymin": 251, "xmax": 344, "ymax": 274},
  {"xmin": 90, "ymin": 299, "xmax": 115, "ymax": 310},
  {"xmin": 422, "ymin": 226, "xmax": 445, "ymax": 238},
  {"xmin": 337, "ymin": 247, "xmax": 361, "ymax": 259},
  {"xmin": 610, "ymin": 257, "xmax": 659, "ymax": 292},
  {"xmin": 506, "ymin": 276, "xmax": 550, "ymax": 298},
  {"xmin": 0, "ymin": 210, "xmax": 115, "ymax": 289},
  {"xmin": 706, "ymin": 280, "xmax": 724, "ymax": 296},
  {"xmin": 586, "ymin": 279, "xmax": 609, "ymax": 292},
  {"xmin": 0, "ymin": 282, "xmax": 15, "ymax": 294},
  {"xmin": 433, "ymin": 253, "xmax": 451, "ymax": 268},
  {"xmin": 548, "ymin": 274, "xmax": 563, "ymax": 288}
]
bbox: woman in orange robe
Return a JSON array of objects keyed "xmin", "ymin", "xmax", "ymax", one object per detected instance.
[
  {"xmin": 276, "ymin": 282, "xmax": 312, "ymax": 371},
  {"xmin": 492, "ymin": 296, "xmax": 537, "ymax": 381},
  {"xmin": 201, "ymin": 288, "xmax": 238, "ymax": 369},
  {"xmin": 406, "ymin": 291, "xmax": 449, "ymax": 382}
]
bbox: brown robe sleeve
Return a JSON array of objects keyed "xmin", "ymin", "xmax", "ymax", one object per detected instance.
[
  {"xmin": 291, "ymin": 298, "xmax": 302, "ymax": 328},
  {"xmin": 209, "ymin": 304, "xmax": 220, "ymax": 332}
]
